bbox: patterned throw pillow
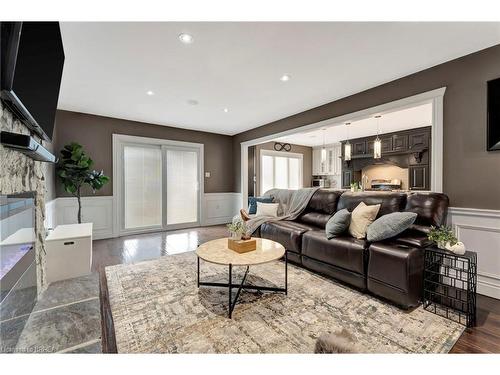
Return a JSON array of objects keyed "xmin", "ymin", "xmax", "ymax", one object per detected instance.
[
  {"xmin": 367, "ymin": 212, "xmax": 418, "ymax": 242},
  {"xmin": 325, "ymin": 209, "xmax": 351, "ymax": 239},
  {"xmin": 248, "ymin": 197, "xmax": 274, "ymax": 214}
]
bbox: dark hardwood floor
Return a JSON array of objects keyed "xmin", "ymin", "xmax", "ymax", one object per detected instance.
[{"xmin": 93, "ymin": 225, "xmax": 500, "ymax": 353}]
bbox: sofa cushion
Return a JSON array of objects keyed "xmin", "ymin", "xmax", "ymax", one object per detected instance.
[
  {"xmin": 260, "ymin": 220, "xmax": 319, "ymax": 253},
  {"xmin": 325, "ymin": 209, "xmax": 351, "ymax": 239},
  {"xmin": 404, "ymin": 192, "xmax": 449, "ymax": 228},
  {"xmin": 366, "ymin": 212, "xmax": 418, "ymax": 242},
  {"xmin": 302, "ymin": 230, "xmax": 368, "ymax": 274},
  {"xmin": 337, "ymin": 191, "xmax": 406, "ymax": 218},
  {"xmin": 297, "ymin": 189, "xmax": 343, "ymax": 229},
  {"xmin": 367, "ymin": 241, "xmax": 424, "ymax": 308}
]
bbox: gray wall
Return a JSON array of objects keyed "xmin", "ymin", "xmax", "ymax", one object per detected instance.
[
  {"xmin": 233, "ymin": 44, "xmax": 500, "ymax": 210},
  {"xmin": 54, "ymin": 110, "xmax": 234, "ymax": 197},
  {"xmin": 254, "ymin": 142, "xmax": 312, "ymax": 196}
]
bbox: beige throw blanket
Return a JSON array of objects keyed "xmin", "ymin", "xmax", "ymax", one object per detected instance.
[{"xmin": 244, "ymin": 187, "xmax": 319, "ymax": 235}]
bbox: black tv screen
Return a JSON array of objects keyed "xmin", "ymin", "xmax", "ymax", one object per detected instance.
[
  {"xmin": 488, "ymin": 77, "xmax": 500, "ymax": 151},
  {"xmin": 1, "ymin": 22, "xmax": 65, "ymax": 141}
]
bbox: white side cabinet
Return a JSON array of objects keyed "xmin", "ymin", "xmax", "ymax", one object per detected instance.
[{"xmin": 46, "ymin": 223, "xmax": 93, "ymax": 283}]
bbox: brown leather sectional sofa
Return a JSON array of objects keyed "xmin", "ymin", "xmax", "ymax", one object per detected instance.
[{"xmin": 254, "ymin": 189, "xmax": 449, "ymax": 309}]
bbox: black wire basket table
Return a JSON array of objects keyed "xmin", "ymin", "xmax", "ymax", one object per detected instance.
[{"xmin": 423, "ymin": 246, "xmax": 477, "ymax": 327}]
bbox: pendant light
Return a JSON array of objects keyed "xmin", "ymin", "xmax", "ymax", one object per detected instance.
[
  {"xmin": 373, "ymin": 115, "xmax": 382, "ymax": 159},
  {"xmin": 344, "ymin": 122, "xmax": 352, "ymax": 161},
  {"xmin": 321, "ymin": 129, "xmax": 327, "ymax": 171}
]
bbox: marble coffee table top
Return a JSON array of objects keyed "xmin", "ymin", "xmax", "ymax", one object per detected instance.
[{"xmin": 196, "ymin": 238, "xmax": 285, "ymax": 266}]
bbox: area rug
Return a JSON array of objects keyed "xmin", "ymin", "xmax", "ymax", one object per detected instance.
[{"xmin": 105, "ymin": 252, "xmax": 464, "ymax": 353}]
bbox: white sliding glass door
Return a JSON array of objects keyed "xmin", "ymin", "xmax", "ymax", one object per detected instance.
[
  {"xmin": 123, "ymin": 145, "xmax": 163, "ymax": 230},
  {"xmin": 166, "ymin": 148, "xmax": 199, "ymax": 226},
  {"xmin": 115, "ymin": 135, "xmax": 202, "ymax": 235}
]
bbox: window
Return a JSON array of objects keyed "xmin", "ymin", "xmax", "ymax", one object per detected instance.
[{"xmin": 260, "ymin": 150, "xmax": 303, "ymax": 194}]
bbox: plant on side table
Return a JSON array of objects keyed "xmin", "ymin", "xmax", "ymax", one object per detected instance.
[
  {"xmin": 57, "ymin": 142, "xmax": 110, "ymax": 224},
  {"xmin": 428, "ymin": 226, "xmax": 458, "ymax": 249}
]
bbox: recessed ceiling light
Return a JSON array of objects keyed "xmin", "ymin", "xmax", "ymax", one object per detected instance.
[
  {"xmin": 146, "ymin": 90, "xmax": 154, "ymax": 96},
  {"xmin": 178, "ymin": 33, "xmax": 194, "ymax": 44},
  {"xmin": 223, "ymin": 108, "xmax": 229, "ymax": 113},
  {"xmin": 187, "ymin": 99, "xmax": 199, "ymax": 106},
  {"xmin": 280, "ymin": 74, "xmax": 291, "ymax": 82}
]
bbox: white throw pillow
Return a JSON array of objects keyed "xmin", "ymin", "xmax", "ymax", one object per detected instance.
[
  {"xmin": 255, "ymin": 202, "xmax": 279, "ymax": 217},
  {"xmin": 348, "ymin": 202, "xmax": 381, "ymax": 239}
]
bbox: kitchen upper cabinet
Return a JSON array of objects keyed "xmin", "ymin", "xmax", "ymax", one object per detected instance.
[
  {"xmin": 352, "ymin": 141, "xmax": 366, "ymax": 156},
  {"xmin": 327, "ymin": 144, "xmax": 342, "ymax": 175},
  {"xmin": 409, "ymin": 165, "xmax": 429, "ymax": 190},
  {"xmin": 408, "ymin": 131, "xmax": 429, "ymax": 150},
  {"xmin": 367, "ymin": 136, "xmax": 393, "ymax": 154},
  {"xmin": 392, "ymin": 134, "xmax": 408, "ymax": 152},
  {"xmin": 312, "ymin": 144, "xmax": 342, "ymax": 176},
  {"xmin": 312, "ymin": 148, "xmax": 323, "ymax": 175}
]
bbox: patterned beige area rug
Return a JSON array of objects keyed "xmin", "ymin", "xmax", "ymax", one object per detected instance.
[{"xmin": 105, "ymin": 252, "xmax": 464, "ymax": 353}]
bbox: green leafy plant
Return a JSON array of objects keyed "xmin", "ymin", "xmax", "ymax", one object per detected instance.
[
  {"xmin": 428, "ymin": 226, "xmax": 458, "ymax": 248},
  {"xmin": 227, "ymin": 219, "xmax": 247, "ymax": 239},
  {"xmin": 57, "ymin": 143, "xmax": 109, "ymax": 224}
]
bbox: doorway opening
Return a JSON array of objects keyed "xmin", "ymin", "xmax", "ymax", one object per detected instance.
[{"xmin": 240, "ymin": 88, "xmax": 445, "ymax": 207}]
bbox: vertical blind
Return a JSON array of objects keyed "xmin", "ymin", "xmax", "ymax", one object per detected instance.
[{"xmin": 123, "ymin": 145, "xmax": 162, "ymax": 229}]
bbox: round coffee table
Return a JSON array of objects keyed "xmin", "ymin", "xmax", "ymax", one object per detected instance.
[{"xmin": 196, "ymin": 238, "xmax": 287, "ymax": 318}]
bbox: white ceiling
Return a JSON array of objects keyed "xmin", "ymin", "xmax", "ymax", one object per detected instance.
[
  {"xmin": 58, "ymin": 22, "xmax": 500, "ymax": 135},
  {"xmin": 274, "ymin": 102, "xmax": 433, "ymax": 147}
]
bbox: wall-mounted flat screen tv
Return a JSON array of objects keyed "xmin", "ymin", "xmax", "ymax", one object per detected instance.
[
  {"xmin": 0, "ymin": 22, "xmax": 65, "ymax": 141},
  {"xmin": 487, "ymin": 77, "xmax": 500, "ymax": 151}
]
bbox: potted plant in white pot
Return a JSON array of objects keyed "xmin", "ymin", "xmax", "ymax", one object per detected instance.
[{"xmin": 428, "ymin": 226, "xmax": 466, "ymax": 254}]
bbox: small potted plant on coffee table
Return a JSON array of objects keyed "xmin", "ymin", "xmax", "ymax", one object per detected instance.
[
  {"xmin": 227, "ymin": 218, "xmax": 256, "ymax": 253},
  {"xmin": 227, "ymin": 218, "xmax": 247, "ymax": 240}
]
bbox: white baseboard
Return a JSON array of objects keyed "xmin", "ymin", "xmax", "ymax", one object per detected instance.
[{"xmin": 448, "ymin": 207, "xmax": 500, "ymax": 300}]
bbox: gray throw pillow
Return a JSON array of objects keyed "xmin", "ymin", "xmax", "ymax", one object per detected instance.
[
  {"xmin": 366, "ymin": 212, "xmax": 418, "ymax": 242},
  {"xmin": 325, "ymin": 209, "xmax": 351, "ymax": 239}
]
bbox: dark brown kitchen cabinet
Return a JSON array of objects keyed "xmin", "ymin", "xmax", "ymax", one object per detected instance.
[
  {"xmin": 409, "ymin": 165, "xmax": 429, "ymax": 190},
  {"xmin": 342, "ymin": 169, "xmax": 353, "ymax": 188},
  {"xmin": 352, "ymin": 141, "xmax": 366, "ymax": 156},
  {"xmin": 392, "ymin": 134, "xmax": 408, "ymax": 152},
  {"xmin": 408, "ymin": 132, "xmax": 429, "ymax": 150},
  {"xmin": 367, "ymin": 137, "xmax": 393, "ymax": 154}
]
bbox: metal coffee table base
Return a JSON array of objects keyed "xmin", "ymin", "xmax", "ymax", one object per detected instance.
[{"xmin": 197, "ymin": 251, "xmax": 288, "ymax": 318}]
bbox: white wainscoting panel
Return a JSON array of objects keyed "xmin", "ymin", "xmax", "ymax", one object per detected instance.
[
  {"xmin": 56, "ymin": 196, "xmax": 114, "ymax": 240},
  {"xmin": 202, "ymin": 193, "xmax": 241, "ymax": 226},
  {"xmin": 448, "ymin": 207, "xmax": 500, "ymax": 299}
]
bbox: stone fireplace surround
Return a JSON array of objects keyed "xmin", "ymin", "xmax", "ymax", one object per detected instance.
[{"xmin": 0, "ymin": 101, "xmax": 54, "ymax": 294}]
